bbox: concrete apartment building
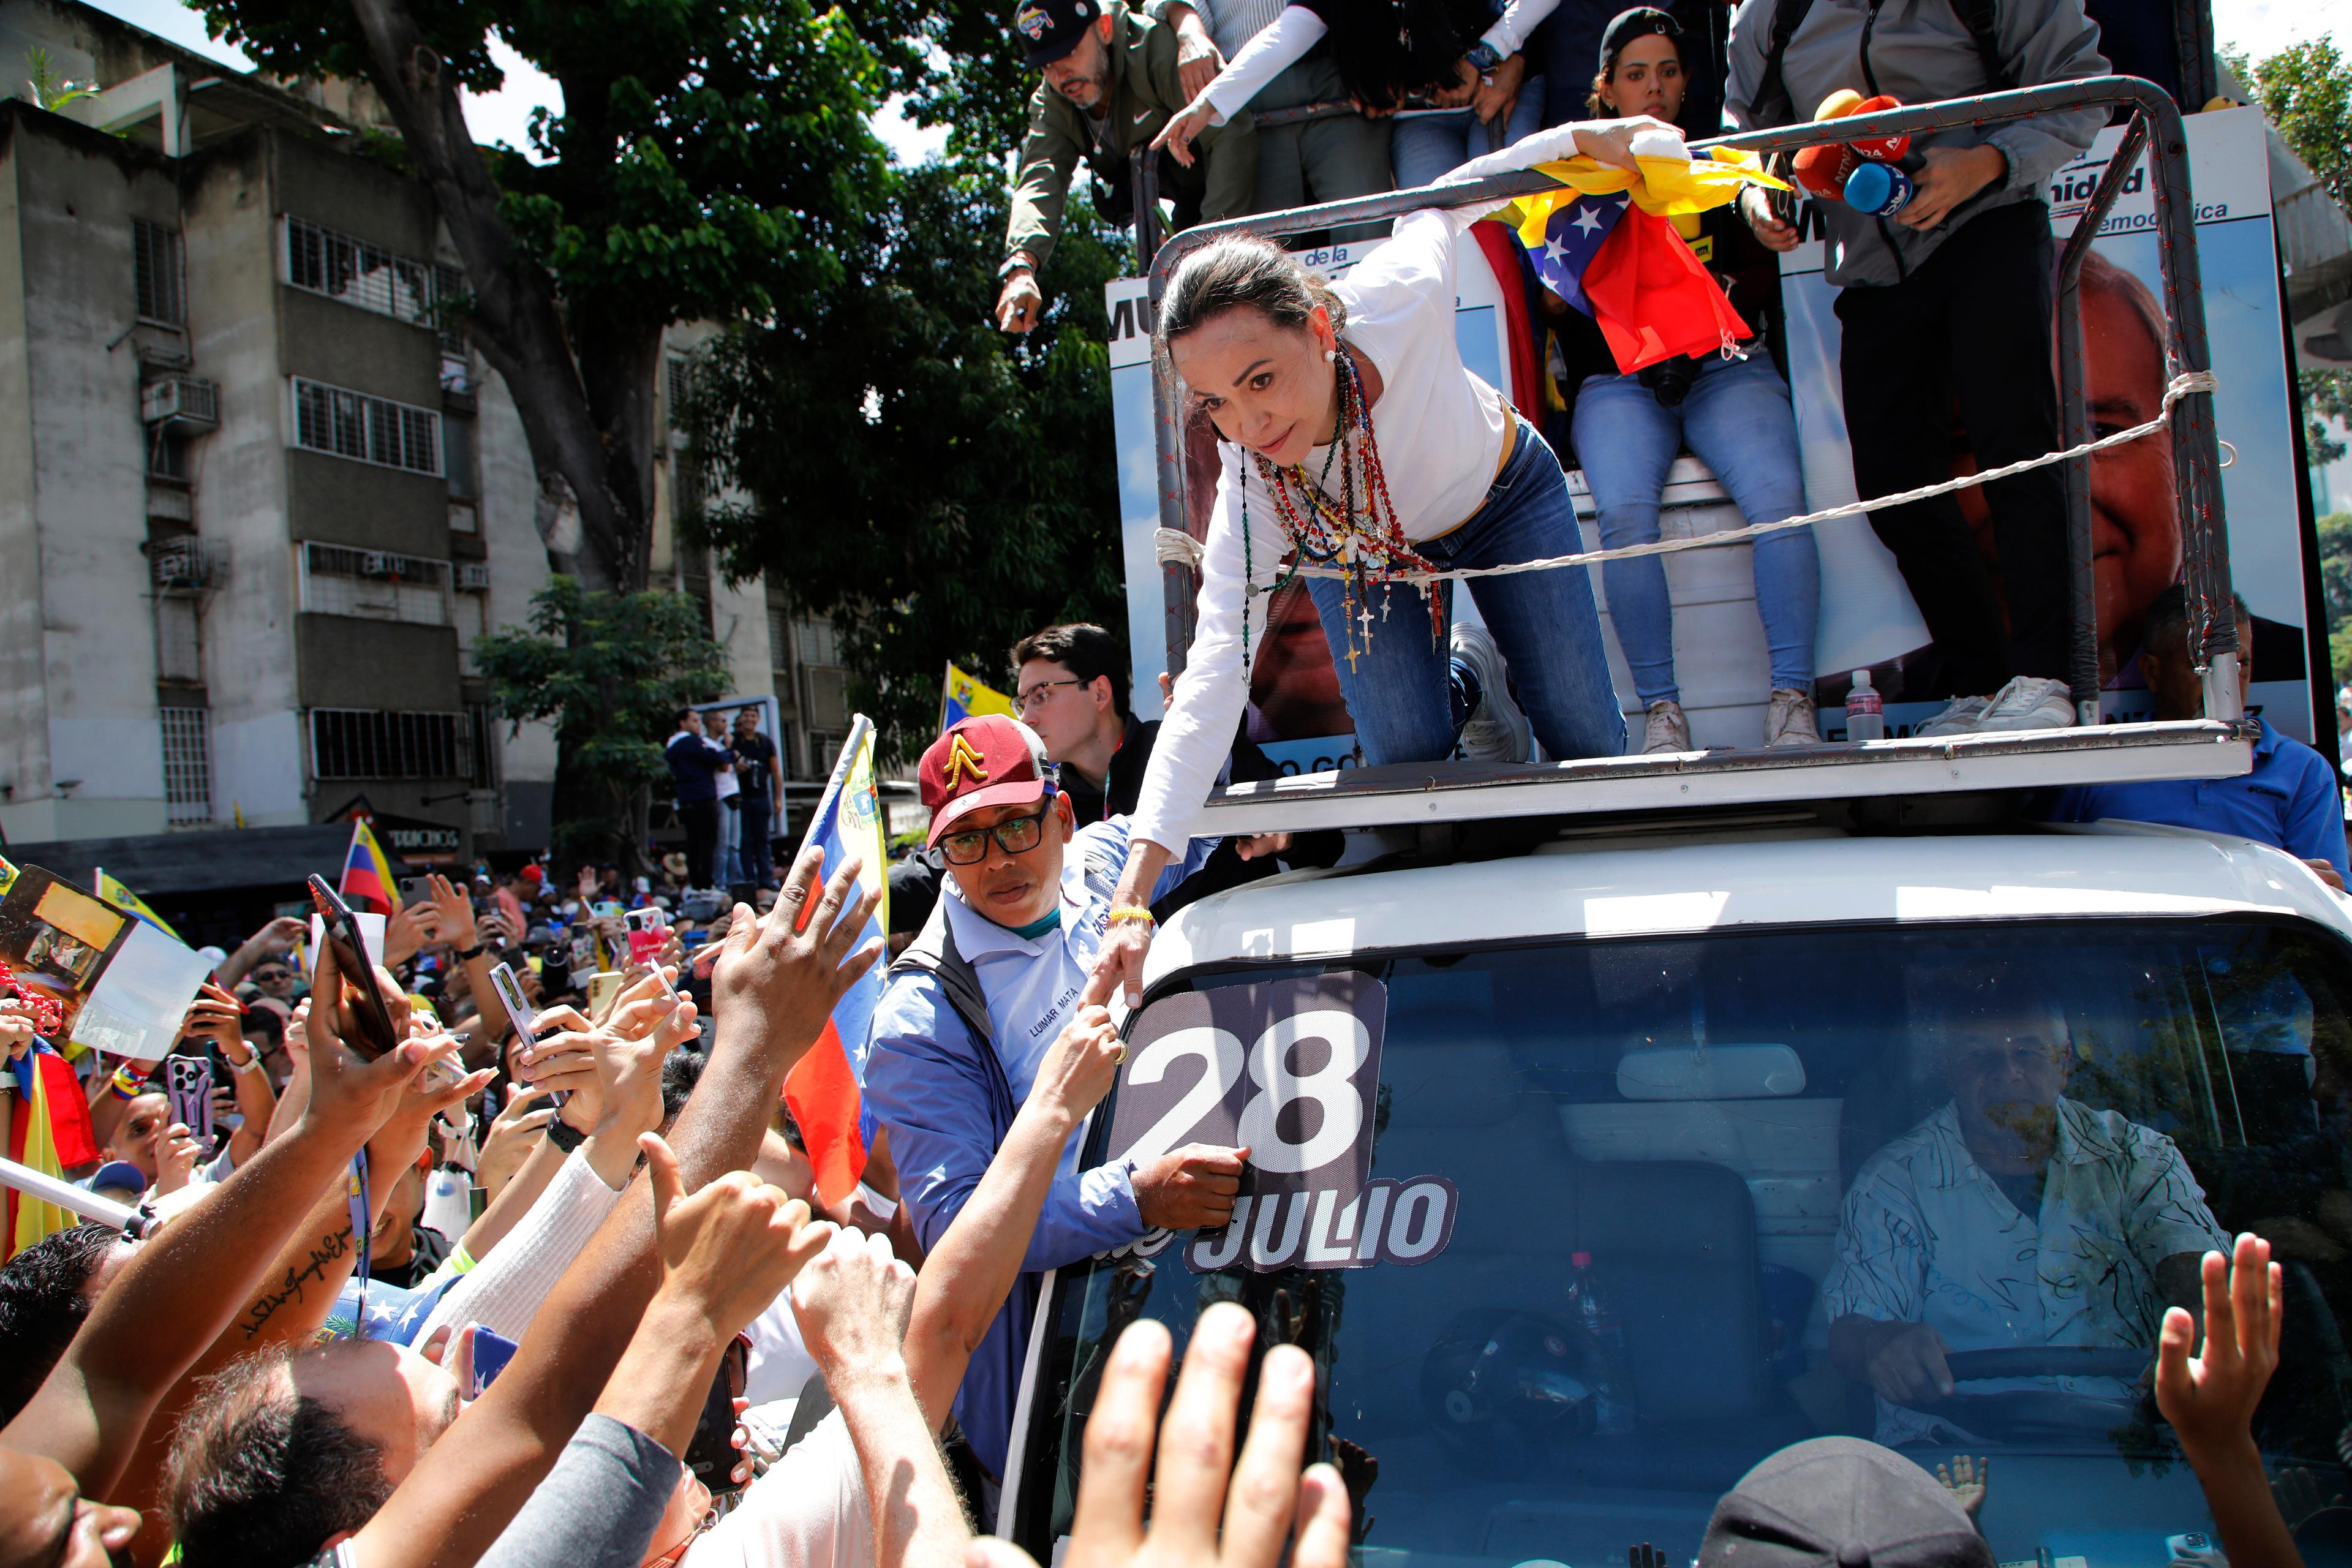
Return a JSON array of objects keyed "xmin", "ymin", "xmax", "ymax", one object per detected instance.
[{"xmin": 0, "ymin": 0, "xmax": 853, "ymax": 927}]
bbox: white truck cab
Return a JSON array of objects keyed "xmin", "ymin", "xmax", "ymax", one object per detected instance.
[{"xmin": 999, "ymin": 788, "xmax": 2352, "ymax": 1568}]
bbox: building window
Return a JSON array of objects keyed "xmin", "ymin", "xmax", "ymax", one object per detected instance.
[
  {"xmin": 160, "ymin": 707, "xmax": 211, "ymax": 824},
  {"xmin": 298, "ymin": 542, "xmax": 450, "ymax": 626},
  {"xmin": 146, "ymin": 429, "xmax": 189, "ymax": 481},
  {"xmin": 134, "ymin": 219, "xmax": 185, "ymax": 326},
  {"xmin": 310, "ymin": 707, "xmax": 467, "ymax": 781},
  {"xmin": 797, "ymin": 618, "xmax": 839, "ymax": 668},
  {"xmin": 466, "ymin": 701, "xmax": 499, "ymax": 789},
  {"xmin": 282, "ymin": 216, "xmax": 436, "ymax": 326},
  {"xmin": 666, "ymin": 355, "xmax": 693, "ymax": 429},
  {"xmin": 290, "ymin": 379, "xmax": 442, "ymax": 476},
  {"xmin": 443, "ymin": 415, "xmax": 477, "ymax": 501},
  {"xmin": 154, "ymin": 596, "xmax": 201, "ymax": 683}
]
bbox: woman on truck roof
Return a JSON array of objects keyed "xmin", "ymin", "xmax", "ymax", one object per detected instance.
[
  {"xmin": 1564, "ymin": 7, "xmax": 1820, "ymax": 753},
  {"xmin": 1093, "ymin": 113, "xmax": 1673, "ymax": 1001}
]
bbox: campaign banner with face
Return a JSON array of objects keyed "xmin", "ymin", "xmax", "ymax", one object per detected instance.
[{"xmin": 1777, "ymin": 105, "xmax": 2313, "ymax": 739}]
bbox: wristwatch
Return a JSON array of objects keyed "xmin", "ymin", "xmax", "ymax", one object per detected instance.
[
  {"xmin": 454, "ymin": 941, "xmax": 485, "ymax": 962},
  {"xmin": 1464, "ymin": 40, "xmax": 1504, "ymax": 74},
  {"xmin": 546, "ymin": 1117, "xmax": 587, "ymax": 1153}
]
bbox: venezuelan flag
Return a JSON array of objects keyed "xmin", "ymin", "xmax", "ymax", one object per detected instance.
[
  {"xmin": 940, "ymin": 662, "xmax": 1017, "ymax": 735},
  {"xmin": 783, "ymin": 714, "xmax": 889, "ymax": 1207},
  {"xmin": 7, "ymin": 1044, "xmax": 100, "ymax": 1259},
  {"xmin": 1507, "ymin": 140, "xmax": 1784, "ymax": 374},
  {"xmin": 339, "ymin": 819, "xmax": 400, "ymax": 916},
  {"xmin": 93, "ymin": 868, "xmax": 181, "ymax": 943}
]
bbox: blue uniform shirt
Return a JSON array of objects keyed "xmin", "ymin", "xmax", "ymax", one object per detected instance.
[
  {"xmin": 863, "ymin": 815, "xmax": 1213, "ymax": 1480},
  {"xmin": 2051, "ymin": 718, "xmax": 2349, "ymax": 879}
]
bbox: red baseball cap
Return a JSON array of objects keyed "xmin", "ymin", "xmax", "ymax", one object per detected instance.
[{"xmin": 921, "ymin": 716, "xmax": 1055, "ymax": 848}]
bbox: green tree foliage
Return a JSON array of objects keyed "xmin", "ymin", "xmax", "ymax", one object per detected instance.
[
  {"xmin": 688, "ymin": 160, "xmax": 1129, "ymax": 760},
  {"xmin": 2233, "ymin": 42, "xmax": 2352, "ymax": 470},
  {"xmin": 471, "ymin": 579, "xmax": 729, "ymax": 864},
  {"xmin": 2315, "ymin": 512, "xmax": 2352, "ymax": 685},
  {"xmin": 196, "ymin": 0, "xmax": 891, "ymax": 591}
]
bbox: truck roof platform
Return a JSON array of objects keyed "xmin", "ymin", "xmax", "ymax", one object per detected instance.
[{"xmin": 1195, "ymin": 720, "xmax": 2253, "ymax": 835}]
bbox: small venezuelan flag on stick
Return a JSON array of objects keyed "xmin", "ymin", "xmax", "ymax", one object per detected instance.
[{"xmin": 339, "ymin": 819, "xmax": 400, "ymax": 916}]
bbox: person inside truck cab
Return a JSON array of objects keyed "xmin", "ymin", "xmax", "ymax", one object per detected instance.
[
  {"xmin": 1093, "ymin": 115, "xmax": 1676, "ymax": 1001},
  {"xmin": 862, "ymin": 715, "xmax": 1255, "ymax": 1491},
  {"xmin": 2048, "ymin": 587, "xmax": 2348, "ymax": 891},
  {"xmin": 1822, "ymin": 967, "xmax": 2229, "ymax": 1447},
  {"xmin": 1726, "ymin": 0, "xmax": 2109, "ymax": 739}
]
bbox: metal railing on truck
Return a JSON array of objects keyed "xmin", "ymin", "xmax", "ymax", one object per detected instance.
[{"xmin": 1130, "ymin": 77, "xmax": 2253, "ymax": 836}]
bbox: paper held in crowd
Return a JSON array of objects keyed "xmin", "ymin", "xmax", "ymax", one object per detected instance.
[
  {"xmin": 0, "ymin": 865, "xmax": 212, "ymax": 1061},
  {"xmin": 307, "ymin": 911, "xmax": 387, "ymax": 973}
]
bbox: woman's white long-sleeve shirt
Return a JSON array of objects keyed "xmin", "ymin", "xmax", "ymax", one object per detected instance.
[
  {"xmin": 1128, "ymin": 122, "xmax": 1664, "ymax": 854},
  {"xmin": 1198, "ymin": 0, "xmax": 1566, "ymax": 124}
]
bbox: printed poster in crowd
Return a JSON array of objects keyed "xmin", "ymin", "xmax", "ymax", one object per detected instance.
[
  {"xmin": 0, "ymin": 867, "xmax": 212, "ymax": 1060},
  {"xmin": 1103, "ymin": 973, "xmax": 1460, "ymax": 1273},
  {"xmin": 1777, "ymin": 104, "xmax": 2314, "ymax": 739},
  {"xmin": 1110, "ymin": 107, "xmax": 2310, "ymax": 759}
]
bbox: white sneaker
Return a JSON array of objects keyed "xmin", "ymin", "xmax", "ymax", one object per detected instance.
[
  {"xmin": 1450, "ymin": 622, "xmax": 1532, "ymax": 763},
  {"xmin": 1917, "ymin": 694, "xmax": 1992, "ymax": 738},
  {"xmin": 1765, "ymin": 688, "xmax": 1819, "ymax": 748},
  {"xmin": 1642, "ymin": 699, "xmax": 1692, "ymax": 754},
  {"xmin": 1974, "ymin": 675, "xmax": 2078, "ymax": 732}
]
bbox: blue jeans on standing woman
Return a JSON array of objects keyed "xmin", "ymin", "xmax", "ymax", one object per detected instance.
[
  {"xmin": 1306, "ymin": 417, "xmax": 1626, "ymax": 764},
  {"xmin": 1570, "ymin": 352, "xmax": 1819, "ymax": 707},
  {"xmin": 1389, "ymin": 81, "xmax": 1549, "ymax": 189}
]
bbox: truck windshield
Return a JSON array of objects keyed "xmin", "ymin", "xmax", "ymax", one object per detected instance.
[{"xmin": 1014, "ymin": 917, "xmax": 2352, "ymax": 1568}]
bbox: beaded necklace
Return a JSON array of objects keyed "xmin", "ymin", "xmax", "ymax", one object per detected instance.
[{"xmin": 1239, "ymin": 349, "xmax": 1441, "ymax": 674}]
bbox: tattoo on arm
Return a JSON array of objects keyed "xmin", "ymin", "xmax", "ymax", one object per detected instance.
[{"xmin": 239, "ymin": 1224, "xmax": 354, "ymax": 1340}]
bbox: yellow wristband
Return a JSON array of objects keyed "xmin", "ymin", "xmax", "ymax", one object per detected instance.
[{"xmin": 1106, "ymin": 905, "xmax": 1156, "ymax": 927}]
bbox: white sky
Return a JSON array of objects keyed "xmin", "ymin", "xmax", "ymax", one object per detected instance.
[{"xmin": 68, "ymin": 0, "xmax": 2352, "ymax": 164}]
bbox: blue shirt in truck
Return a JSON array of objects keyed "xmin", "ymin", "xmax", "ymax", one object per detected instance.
[
  {"xmin": 2050, "ymin": 717, "xmax": 2349, "ymax": 881},
  {"xmin": 862, "ymin": 814, "xmax": 1213, "ymax": 1480}
]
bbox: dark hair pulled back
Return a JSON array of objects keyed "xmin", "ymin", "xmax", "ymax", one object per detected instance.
[{"xmin": 1153, "ymin": 235, "xmax": 1348, "ymax": 371}]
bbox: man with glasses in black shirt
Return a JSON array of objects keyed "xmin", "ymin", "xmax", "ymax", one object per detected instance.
[{"xmin": 863, "ymin": 714, "xmax": 1247, "ymax": 1492}]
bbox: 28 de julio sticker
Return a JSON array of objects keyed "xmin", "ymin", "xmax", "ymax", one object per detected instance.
[{"xmin": 1102, "ymin": 973, "xmax": 1458, "ymax": 1273}]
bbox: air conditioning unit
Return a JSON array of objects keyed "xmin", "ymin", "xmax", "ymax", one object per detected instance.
[
  {"xmin": 140, "ymin": 374, "xmax": 219, "ymax": 432},
  {"xmin": 149, "ymin": 535, "xmax": 224, "ymax": 592},
  {"xmin": 455, "ymin": 562, "xmax": 489, "ymax": 593},
  {"xmin": 360, "ymin": 551, "xmax": 400, "ymax": 579}
]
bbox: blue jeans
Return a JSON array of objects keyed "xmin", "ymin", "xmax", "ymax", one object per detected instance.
[
  {"xmin": 1305, "ymin": 418, "xmax": 1626, "ymax": 764},
  {"xmin": 737, "ymin": 791, "xmax": 773, "ymax": 886},
  {"xmin": 1570, "ymin": 352, "xmax": 1820, "ymax": 707},
  {"xmin": 1389, "ymin": 83, "xmax": 1549, "ymax": 188}
]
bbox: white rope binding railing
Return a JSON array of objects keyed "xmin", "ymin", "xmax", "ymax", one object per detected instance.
[{"xmin": 1155, "ymin": 369, "xmax": 2220, "ymax": 589}]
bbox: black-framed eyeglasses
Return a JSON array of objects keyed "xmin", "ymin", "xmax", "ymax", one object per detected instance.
[
  {"xmin": 938, "ymin": 803, "xmax": 1054, "ymax": 866},
  {"xmin": 1017, "ymin": 677, "xmax": 1084, "ymax": 714}
]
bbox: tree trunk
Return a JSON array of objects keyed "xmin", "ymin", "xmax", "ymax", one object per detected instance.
[{"xmin": 344, "ymin": 0, "xmax": 649, "ymax": 592}]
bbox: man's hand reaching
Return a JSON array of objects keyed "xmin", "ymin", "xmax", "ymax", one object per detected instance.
[
  {"xmin": 710, "ymin": 845, "xmax": 883, "ymax": 1068},
  {"xmin": 968, "ymin": 1302, "xmax": 1351, "ymax": 1568},
  {"xmin": 1133, "ymin": 1143, "xmax": 1250, "ymax": 1231},
  {"xmin": 792, "ymin": 1226, "xmax": 918, "ymax": 1385}
]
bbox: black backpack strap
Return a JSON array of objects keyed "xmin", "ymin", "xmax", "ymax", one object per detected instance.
[
  {"xmin": 1748, "ymin": 0, "xmax": 1820, "ymax": 128},
  {"xmin": 1948, "ymin": 0, "xmax": 2016, "ymax": 90},
  {"xmin": 888, "ymin": 900, "xmax": 994, "ymax": 1050}
]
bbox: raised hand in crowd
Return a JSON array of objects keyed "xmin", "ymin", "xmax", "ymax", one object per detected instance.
[
  {"xmin": 2155, "ymin": 1232, "xmax": 2297, "ymax": 1568},
  {"xmin": 149, "ymin": 1120, "xmax": 202, "ymax": 1199},
  {"xmin": 1166, "ymin": 1, "xmax": 1222, "ymax": 102},
  {"xmin": 213, "ymin": 914, "xmax": 306, "ymax": 988},
  {"xmin": 476, "ymin": 1079, "xmax": 558, "ymax": 1203},
  {"xmin": 1, "ymin": 935, "xmax": 459, "ymax": 1501},
  {"xmin": 183, "ymin": 982, "xmax": 274, "ymax": 1166},
  {"xmin": 328, "ymin": 843, "xmax": 882, "ymax": 1568},
  {"xmin": 514, "ymin": 972, "xmax": 695, "ymax": 1189},
  {"xmin": 968, "ymin": 1302, "xmax": 1352, "ymax": 1568}
]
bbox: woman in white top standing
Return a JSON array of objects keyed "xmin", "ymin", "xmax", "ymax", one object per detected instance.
[{"xmin": 1093, "ymin": 116, "xmax": 1675, "ymax": 1000}]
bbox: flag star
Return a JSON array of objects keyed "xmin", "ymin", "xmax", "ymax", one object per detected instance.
[
  {"xmin": 1571, "ymin": 205, "xmax": 1607, "ymax": 236},
  {"xmin": 1543, "ymin": 236, "xmax": 1567, "ymax": 265}
]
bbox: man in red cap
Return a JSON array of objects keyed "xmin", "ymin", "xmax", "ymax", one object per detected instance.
[{"xmin": 862, "ymin": 714, "xmax": 1245, "ymax": 1491}]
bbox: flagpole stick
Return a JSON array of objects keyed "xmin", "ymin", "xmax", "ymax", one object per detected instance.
[
  {"xmin": 792, "ymin": 714, "xmax": 873, "ymax": 869},
  {"xmin": 0, "ymin": 1153, "xmax": 146, "ymax": 1235}
]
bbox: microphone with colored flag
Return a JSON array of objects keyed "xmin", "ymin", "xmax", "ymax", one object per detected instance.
[{"xmin": 782, "ymin": 713, "xmax": 891, "ymax": 1208}]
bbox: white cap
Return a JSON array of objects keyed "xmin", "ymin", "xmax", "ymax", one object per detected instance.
[{"xmin": 1850, "ymin": 670, "xmax": 1874, "ymax": 685}]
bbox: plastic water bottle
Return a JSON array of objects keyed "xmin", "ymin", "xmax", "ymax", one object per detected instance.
[
  {"xmin": 1846, "ymin": 670, "xmax": 1886, "ymax": 742},
  {"xmin": 1566, "ymin": 1250, "xmax": 1636, "ymax": 1434}
]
